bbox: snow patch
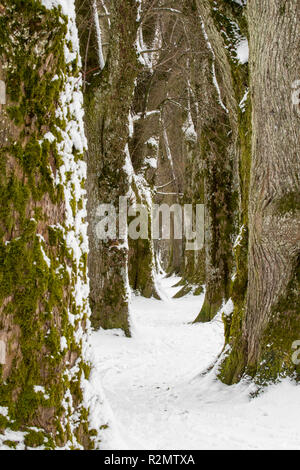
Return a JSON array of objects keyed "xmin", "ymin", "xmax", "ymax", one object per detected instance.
[
  {"xmin": 0, "ymin": 407, "xmax": 8, "ymax": 417},
  {"xmin": 236, "ymin": 38, "xmax": 249, "ymax": 64},
  {"xmin": 239, "ymin": 88, "xmax": 249, "ymax": 112},
  {"xmin": 222, "ymin": 298, "xmax": 234, "ymax": 317}
]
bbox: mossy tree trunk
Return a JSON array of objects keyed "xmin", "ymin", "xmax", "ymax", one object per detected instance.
[
  {"xmin": 0, "ymin": 0, "xmax": 94, "ymax": 449},
  {"xmin": 77, "ymin": 0, "xmax": 140, "ymax": 336},
  {"xmin": 219, "ymin": 0, "xmax": 300, "ymax": 385},
  {"xmin": 127, "ymin": 11, "xmax": 163, "ymax": 300},
  {"xmin": 193, "ymin": 0, "xmax": 244, "ymax": 322}
]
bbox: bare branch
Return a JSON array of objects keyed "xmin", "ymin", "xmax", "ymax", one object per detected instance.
[{"xmin": 156, "ymin": 179, "xmax": 176, "ymax": 189}]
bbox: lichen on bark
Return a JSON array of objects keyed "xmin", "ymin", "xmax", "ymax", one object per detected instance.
[
  {"xmin": 218, "ymin": 0, "xmax": 300, "ymax": 386},
  {"xmin": 0, "ymin": 0, "xmax": 95, "ymax": 449}
]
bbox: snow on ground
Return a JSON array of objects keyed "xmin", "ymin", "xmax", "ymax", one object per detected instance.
[{"xmin": 90, "ymin": 275, "xmax": 300, "ymax": 450}]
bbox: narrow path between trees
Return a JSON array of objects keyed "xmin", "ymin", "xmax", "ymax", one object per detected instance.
[{"xmin": 90, "ymin": 276, "xmax": 300, "ymax": 450}]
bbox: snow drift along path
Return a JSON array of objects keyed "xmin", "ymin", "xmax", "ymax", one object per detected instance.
[{"xmin": 90, "ymin": 276, "xmax": 300, "ymax": 450}]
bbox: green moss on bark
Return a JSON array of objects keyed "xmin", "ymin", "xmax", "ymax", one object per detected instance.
[
  {"xmin": 253, "ymin": 257, "xmax": 300, "ymax": 385},
  {"xmin": 0, "ymin": 0, "xmax": 93, "ymax": 449},
  {"xmin": 80, "ymin": 0, "xmax": 142, "ymax": 335},
  {"xmin": 194, "ymin": 118, "xmax": 237, "ymax": 323}
]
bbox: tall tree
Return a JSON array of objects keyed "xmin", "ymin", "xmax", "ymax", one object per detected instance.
[
  {"xmin": 191, "ymin": 0, "xmax": 244, "ymax": 321},
  {"xmin": 0, "ymin": 0, "xmax": 95, "ymax": 449},
  {"xmin": 77, "ymin": 0, "xmax": 141, "ymax": 336},
  {"xmin": 219, "ymin": 0, "xmax": 300, "ymax": 385}
]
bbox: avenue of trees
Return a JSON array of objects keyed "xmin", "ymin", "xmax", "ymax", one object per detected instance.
[{"xmin": 0, "ymin": 0, "xmax": 299, "ymax": 449}]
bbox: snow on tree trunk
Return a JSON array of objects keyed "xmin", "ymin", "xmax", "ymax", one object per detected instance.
[
  {"xmin": 78, "ymin": 0, "xmax": 140, "ymax": 336},
  {"xmin": 192, "ymin": 0, "xmax": 241, "ymax": 322},
  {"xmin": 219, "ymin": 0, "xmax": 300, "ymax": 385},
  {"xmin": 0, "ymin": 0, "xmax": 97, "ymax": 449}
]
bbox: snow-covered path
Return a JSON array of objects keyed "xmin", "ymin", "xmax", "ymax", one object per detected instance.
[{"xmin": 90, "ymin": 276, "xmax": 300, "ymax": 450}]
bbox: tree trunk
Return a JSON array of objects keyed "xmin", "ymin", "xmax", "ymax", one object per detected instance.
[
  {"xmin": 79, "ymin": 0, "xmax": 140, "ymax": 336},
  {"xmin": 219, "ymin": 0, "xmax": 300, "ymax": 385},
  {"xmin": 0, "ymin": 0, "xmax": 93, "ymax": 448},
  {"xmin": 193, "ymin": 0, "xmax": 242, "ymax": 322}
]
